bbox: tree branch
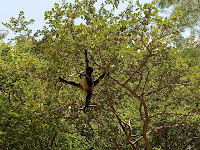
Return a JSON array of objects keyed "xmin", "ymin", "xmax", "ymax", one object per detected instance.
[
  {"xmin": 134, "ymin": 71, "xmax": 143, "ymax": 92},
  {"xmin": 111, "ymin": 106, "xmax": 127, "ymax": 135},
  {"xmin": 140, "ymin": 100, "xmax": 151, "ymax": 150},
  {"xmin": 109, "ymin": 76, "xmax": 142, "ymax": 101},
  {"xmin": 114, "ymin": 136, "xmax": 121, "ymax": 150},
  {"xmin": 50, "ymin": 132, "xmax": 57, "ymax": 149},
  {"xmin": 110, "ymin": 106, "xmax": 138, "ymax": 150},
  {"xmin": 124, "ymin": 53, "xmax": 152, "ymax": 85},
  {"xmin": 183, "ymin": 137, "xmax": 199, "ymax": 150}
]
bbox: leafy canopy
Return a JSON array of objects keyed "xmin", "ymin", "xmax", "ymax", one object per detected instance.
[{"xmin": 1, "ymin": 0, "xmax": 200, "ymax": 149}]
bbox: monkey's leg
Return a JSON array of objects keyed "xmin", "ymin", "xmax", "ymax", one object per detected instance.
[{"xmin": 83, "ymin": 91, "xmax": 92, "ymax": 113}]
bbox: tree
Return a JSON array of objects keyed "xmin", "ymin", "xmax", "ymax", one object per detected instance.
[
  {"xmin": 1, "ymin": 0, "xmax": 199, "ymax": 149},
  {"xmin": 156, "ymin": 0, "xmax": 200, "ymax": 34},
  {"xmin": 0, "ymin": 30, "xmax": 8, "ymax": 40}
]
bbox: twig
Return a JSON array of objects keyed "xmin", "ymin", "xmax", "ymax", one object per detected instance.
[
  {"xmin": 110, "ymin": 106, "xmax": 138, "ymax": 150},
  {"xmin": 134, "ymin": 71, "xmax": 143, "ymax": 92},
  {"xmin": 183, "ymin": 137, "xmax": 199, "ymax": 150},
  {"xmin": 124, "ymin": 53, "xmax": 153, "ymax": 85},
  {"xmin": 69, "ymin": 70, "xmax": 84, "ymax": 77},
  {"xmin": 50, "ymin": 132, "xmax": 57, "ymax": 149},
  {"xmin": 114, "ymin": 136, "xmax": 121, "ymax": 150}
]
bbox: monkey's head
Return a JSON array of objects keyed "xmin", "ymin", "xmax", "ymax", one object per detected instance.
[{"xmin": 86, "ymin": 67, "xmax": 93, "ymax": 74}]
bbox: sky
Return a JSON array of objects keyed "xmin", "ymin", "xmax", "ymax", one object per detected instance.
[
  {"xmin": 0, "ymin": 0, "xmax": 59, "ymax": 41},
  {"xmin": 0, "ymin": 0, "xmax": 152, "ymax": 42}
]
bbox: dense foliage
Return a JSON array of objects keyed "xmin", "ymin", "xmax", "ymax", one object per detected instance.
[
  {"xmin": 0, "ymin": 0, "xmax": 199, "ymax": 149},
  {"xmin": 156, "ymin": 0, "xmax": 200, "ymax": 34}
]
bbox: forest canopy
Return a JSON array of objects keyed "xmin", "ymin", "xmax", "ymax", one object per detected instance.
[{"xmin": 0, "ymin": 0, "xmax": 200, "ymax": 149}]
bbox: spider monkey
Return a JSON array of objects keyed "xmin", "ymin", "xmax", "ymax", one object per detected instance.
[{"xmin": 58, "ymin": 50, "xmax": 109, "ymax": 113}]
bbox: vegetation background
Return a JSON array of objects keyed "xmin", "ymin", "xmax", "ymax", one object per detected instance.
[{"xmin": 0, "ymin": 0, "xmax": 200, "ymax": 149}]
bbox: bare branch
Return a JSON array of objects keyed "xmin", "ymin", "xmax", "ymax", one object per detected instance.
[
  {"xmin": 110, "ymin": 107, "xmax": 138, "ymax": 150},
  {"xmin": 109, "ymin": 76, "xmax": 124, "ymax": 87},
  {"xmin": 139, "ymin": 102, "xmax": 145, "ymax": 121},
  {"xmin": 124, "ymin": 53, "xmax": 152, "ymax": 85},
  {"xmin": 114, "ymin": 136, "xmax": 121, "ymax": 150},
  {"xmin": 183, "ymin": 137, "xmax": 199, "ymax": 150},
  {"xmin": 145, "ymin": 80, "xmax": 200, "ymax": 98},
  {"xmin": 4, "ymin": 92, "xmax": 13, "ymax": 108},
  {"xmin": 150, "ymin": 111, "xmax": 194, "ymax": 118},
  {"xmin": 84, "ymin": 119, "xmax": 98, "ymax": 136},
  {"xmin": 109, "ymin": 76, "xmax": 142, "ymax": 102},
  {"xmin": 50, "ymin": 132, "xmax": 57, "ymax": 149},
  {"xmin": 110, "ymin": 106, "xmax": 127, "ymax": 135},
  {"xmin": 69, "ymin": 70, "xmax": 84, "ymax": 77},
  {"xmin": 88, "ymin": 52, "xmax": 103, "ymax": 69},
  {"xmin": 142, "ymin": 69, "xmax": 151, "ymax": 96},
  {"xmin": 168, "ymin": 128, "xmax": 185, "ymax": 148},
  {"xmin": 134, "ymin": 71, "xmax": 143, "ymax": 92},
  {"xmin": 139, "ymin": 99, "xmax": 151, "ymax": 150},
  {"xmin": 145, "ymin": 86, "xmax": 167, "ymax": 96},
  {"xmin": 171, "ymin": 81, "xmax": 199, "ymax": 86}
]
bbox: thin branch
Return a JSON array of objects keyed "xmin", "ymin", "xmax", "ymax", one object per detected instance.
[
  {"xmin": 124, "ymin": 53, "xmax": 152, "ymax": 85},
  {"xmin": 142, "ymin": 121, "xmax": 151, "ymax": 150},
  {"xmin": 88, "ymin": 52, "xmax": 103, "ymax": 69},
  {"xmin": 141, "ymin": 35, "xmax": 152, "ymax": 53},
  {"xmin": 150, "ymin": 112, "xmax": 194, "ymax": 119},
  {"xmin": 109, "ymin": 76, "xmax": 142, "ymax": 101},
  {"xmin": 134, "ymin": 71, "xmax": 143, "ymax": 92},
  {"xmin": 110, "ymin": 107, "xmax": 138, "ymax": 150},
  {"xmin": 139, "ymin": 102, "xmax": 145, "ymax": 121},
  {"xmin": 134, "ymin": 124, "xmax": 181, "ymax": 145},
  {"xmin": 114, "ymin": 136, "xmax": 121, "ymax": 150},
  {"xmin": 34, "ymin": 127, "xmax": 43, "ymax": 150},
  {"xmin": 168, "ymin": 128, "xmax": 185, "ymax": 148},
  {"xmin": 84, "ymin": 119, "xmax": 99, "ymax": 136},
  {"xmin": 128, "ymin": 118, "xmax": 133, "ymax": 139},
  {"xmin": 69, "ymin": 70, "xmax": 84, "ymax": 77},
  {"xmin": 5, "ymin": 92, "xmax": 13, "ymax": 108},
  {"xmin": 164, "ymin": 128, "xmax": 169, "ymax": 150},
  {"xmin": 145, "ymin": 86, "xmax": 167, "ymax": 96},
  {"xmin": 139, "ymin": 100, "xmax": 151, "ymax": 150},
  {"xmin": 96, "ymin": 46, "xmax": 103, "ymax": 65},
  {"xmin": 171, "ymin": 81, "xmax": 199, "ymax": 86},
  {"xmin": 145, "ymin": 80, "xmax": 199, "ymax": 97},
  {"xmin": 50, "ymin": 132, "xmax": 57, "ymax": 149},
  {"xmin": 133, "ymin": 135, "xmax": 144, "ymax": 145},
  {"xmin": 183, "ymin": 137, "xmax": 199, "ymax": 150},
  {"xmin": 111, "ymin": 106, "xmax": 127, "ymax": 135},
  {"xmin": 109, "ymin": 76, "xmax": 124, "ymax": 87},
  {"xmin": 69, "ymin": 22, "xmax": 86, "ymax": 47},
  {"xmin": 141, "ymin": 69, "xmax": 151, "ymax": 97}
]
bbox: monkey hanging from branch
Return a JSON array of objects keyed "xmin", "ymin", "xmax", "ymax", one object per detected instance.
[{"xmin": 59, "ymin": 50, "xmax": 109, "ymax": 113}]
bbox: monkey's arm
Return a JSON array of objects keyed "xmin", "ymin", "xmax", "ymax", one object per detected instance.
[
  {"xmin": 94, "ymin": 72, "xmax": 109, "ymax": 86},
  {"xmin": 58, "ymin": 77, "xmax": 82, "ymax": 89},
  {"xmin": 85, "ymin": 49, "xmax": 89, "ymax": 68}
]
